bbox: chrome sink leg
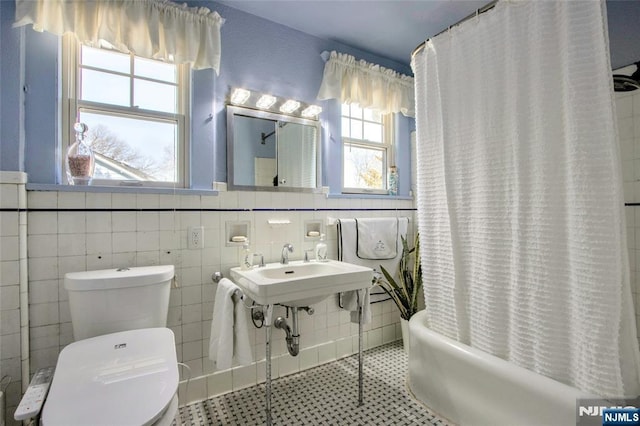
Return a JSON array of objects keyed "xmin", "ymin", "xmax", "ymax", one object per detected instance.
[
  {"xmin": 358, "ymin": 289, "xmax": 364, "ymax": 406},
  {"xmin": 264, "ymin": 304, "xmax": 274, "ymax": 426}
]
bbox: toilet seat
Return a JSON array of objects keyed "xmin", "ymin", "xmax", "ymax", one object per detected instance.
[{"xmin": 42, "ymin": 328, "xmax": 179, "ymax": 426}]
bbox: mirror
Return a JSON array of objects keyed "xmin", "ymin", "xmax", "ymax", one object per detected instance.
[{"xmin": 227, "ymin": 105, "xmax": 321, "ymax": 192}]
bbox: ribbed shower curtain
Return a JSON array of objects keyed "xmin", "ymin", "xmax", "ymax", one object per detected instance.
[{"xmin": 412, "ymin": 0, "xmax": 640, "ymax": 397}]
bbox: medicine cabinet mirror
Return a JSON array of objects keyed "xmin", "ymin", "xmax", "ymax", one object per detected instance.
[{"xmin": 227, "ymin": 105, "xmax": 321, "ymax": 192}]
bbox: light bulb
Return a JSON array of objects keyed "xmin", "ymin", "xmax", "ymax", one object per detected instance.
[
  {"xmin": 279, "ymin": 100, "xmax": 300, "ymax": 114},
  {"xmin": 230, "ymin": 88, "xmax": 251, "ymax": 105},
  {"xmin": 301, "ymin": 105, "xmax": 323, "ymax": 118},
  {"xmin": 256, "ymin": 94, "xmax": 277, "ymax": 109}
]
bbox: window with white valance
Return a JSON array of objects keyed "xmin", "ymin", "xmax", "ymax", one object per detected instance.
[
  {"xmin": 316, "ymin": 51, "xmax": 415, "ymax": 117},
  {"xmin": 13, "ymin": 0, "xmax": 225, "ymax": 73}
]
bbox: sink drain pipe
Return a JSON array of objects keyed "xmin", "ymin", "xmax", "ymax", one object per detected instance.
[{"xmin": 274, "ymin": 307, "xmax": 314, "ymax": 357}]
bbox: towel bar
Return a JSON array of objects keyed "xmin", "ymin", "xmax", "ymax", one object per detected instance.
[
  {"xmin": 233, "ymin": 290, "xmax": 262, "ymax": 311},
  {"xmin": 232, "ymin": 289, "xmax": 265, "ymax": 327},
  {"xmin": 212, "ymin": 272, "xmax": 261, "ymax": 311}
]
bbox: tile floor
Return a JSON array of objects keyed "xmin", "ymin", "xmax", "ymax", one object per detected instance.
[{"xmin": 174, "ymin": 341, "xmax": 450, "ymax": 425}]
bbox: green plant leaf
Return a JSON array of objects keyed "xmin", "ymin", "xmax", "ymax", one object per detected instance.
[
  {"xmin": 379, "ymin": 265, "xmax": 410, "ymax": 318},
  {"xmin": 378, "ymin": 232, "xmax": 423, "ymax": 321}
]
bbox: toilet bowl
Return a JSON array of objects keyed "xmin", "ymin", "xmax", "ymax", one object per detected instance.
[
  {"xmin": 41, "ymin": 266, "xmax": 178, "ymax": 425},
  {"xmin": 42, "ymin": 328, "xmax": 179, "ymax": 426}
]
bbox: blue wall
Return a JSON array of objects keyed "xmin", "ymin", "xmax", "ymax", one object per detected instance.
[{"xmin": 0, "ymin": 0, "xmax": 414, "ymax": 195}]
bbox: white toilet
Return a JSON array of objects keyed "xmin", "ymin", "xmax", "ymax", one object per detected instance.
[{"xmin": 42, "ymin": 265, "xmax": 179, "ymax": 426}]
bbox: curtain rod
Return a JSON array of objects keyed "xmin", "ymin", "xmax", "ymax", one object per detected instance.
[{"xmin": 411, "ymin": 0, "xmax": 498, "ymax": 59}]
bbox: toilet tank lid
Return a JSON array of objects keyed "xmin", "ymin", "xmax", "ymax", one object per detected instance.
[{"xmin": 65, "ymin": 265, "xmax": 175, "ymax": 291}]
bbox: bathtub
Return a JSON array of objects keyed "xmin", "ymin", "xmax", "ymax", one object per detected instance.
[{"xmin": 408, "ymin": 310, "xmax": 590, "ymax": 426}]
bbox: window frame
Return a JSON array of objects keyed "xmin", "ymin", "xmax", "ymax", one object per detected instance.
[
  {"xmin": 61, "ymin": 35, "xmax": 190, "ymax": 188},
  {"xmin": 341, "ymin": 104, "xmax": 395, "ymax": 195}
]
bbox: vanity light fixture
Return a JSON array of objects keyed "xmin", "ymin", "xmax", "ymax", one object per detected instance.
[
  {"xmin": 279, "ymin": 100, "xmax": 301, "ymax": 114},
  {"xmin": 256, "ymin": 94, "xmax": 277, "ymax": 109},
  {"xmin": 228, "ymin": 87, "xmax": 322, "ymax": 120},
  {"xmin": 230, "ymin": 88, "xmax": 251, "ymax": 105},
  {"xmin": 301, "ymin": 105, "xmax": 323, "ymax": 118}
]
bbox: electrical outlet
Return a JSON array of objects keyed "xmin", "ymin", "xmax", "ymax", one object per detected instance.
[{"xmin": 188, "ymin": 226, "xmax": 204, "ymax": 249}]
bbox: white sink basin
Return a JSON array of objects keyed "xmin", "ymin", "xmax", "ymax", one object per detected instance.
[{"xmin": 230, "ymin": 260, "xmax": 373, "ymax": 307}]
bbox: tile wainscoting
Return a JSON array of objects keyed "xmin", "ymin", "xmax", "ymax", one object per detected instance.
[
  {"xmin": 0, "ymin": 172, "xmax": 29, "ymax": 426},
  {"xmin": 17, "ymin": 188, "xmax": 415, "ymax": 414}
]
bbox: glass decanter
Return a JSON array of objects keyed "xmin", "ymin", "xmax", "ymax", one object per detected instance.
[
  {"xmin": 387, "ymin": 165, "xmax": 398, "ymax": 196},
  {"xmin": 66, "ymin": 122, "xmax": 95, "ymax": 185}
]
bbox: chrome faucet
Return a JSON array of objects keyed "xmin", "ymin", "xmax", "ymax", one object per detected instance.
[{"xmin": 281, "ymin": 243, "xmax": 294, "ymax": 264}]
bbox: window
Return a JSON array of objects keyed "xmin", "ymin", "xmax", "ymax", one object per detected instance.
[
  {"xmin": 62, "ymin": 37, "xmax": 189, "ymax": 187},
  {"xmin": 342, "ymin": 103, "xmax": 394, "ymax": 194}
]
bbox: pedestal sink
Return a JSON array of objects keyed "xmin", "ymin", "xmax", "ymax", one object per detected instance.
[
  {"xmin": 228, "ymin": 259, "xmax": 373, "ymax": 426},
  {"xmin": 229, "ymin": 259, "xmax": 373, "ymax": 307}
]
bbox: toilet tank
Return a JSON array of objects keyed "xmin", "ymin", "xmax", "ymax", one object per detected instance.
[{"xmin": 65, "ymin": 265, "xmax": 174, "ymax": 341}]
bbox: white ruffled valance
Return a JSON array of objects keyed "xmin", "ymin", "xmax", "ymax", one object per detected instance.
[
  {"xmin": 13, "ymin": 0, "xmax": 225, "ymax": 73},
  {"xmin": 317, "ymin": 51, "xmax": 415, "ymax": 117}
]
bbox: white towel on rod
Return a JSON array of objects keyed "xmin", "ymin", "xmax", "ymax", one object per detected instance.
[
  {"xmin": 209, "ymin": 278, "xmax": 253, "ymax": 370},
  {"xmin": 341, "ymin": 288, "xmax": 371, "ymax": 324},
  {"xmin": 338, "ymin": 217, "xmax": 409, "ymax": 302},
  {"xmin": 355, "ymin": 218, "xmax": 399, "ymax": 260}
]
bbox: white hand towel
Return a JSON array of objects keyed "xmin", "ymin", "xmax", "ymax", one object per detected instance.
[
  {"xmin": 355, "ymin": 218, "xmax": 398, "ymax": 260},
  {"xmin": 209, "ymin": 278, "xmax": 253, "ymax": 370},
  {"xmin": 341, "ymin": 288, "xmax": 371, "ymax": 324},
  {"xmin": 338, "ymin": 217, "xmax": 409, "ymax": 302}
]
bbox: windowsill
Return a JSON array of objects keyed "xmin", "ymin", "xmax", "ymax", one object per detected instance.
[
  {"xmin": 25, "ymin": 184, "xmax": 413, "ymax": 201},
  {"xmin": 26, "ymin": 183, "xmax": 219, "ymax": 196},
  {"xmin": 329, "ymin": 193, "xmax": 413, "ymax": 201}
]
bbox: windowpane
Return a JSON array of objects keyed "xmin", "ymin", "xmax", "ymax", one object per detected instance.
[
  {"xmin": 134, "ymin": 57, "xmax": 176, "ymax": 83},
  {"xmin": 350, "ymin": 120, "xmax": 363, "ymax": 140},
  {"xmin": 81, "ymin": 45, "xmax": 129, "ymax": 73},
  {"xmin": 68, "ymin": 36, "xmax": 187, "ymax": 188},
  {"xmin": 81, "ymin": 69, "xmax": 130, "ymax": 106},
  {"xmin": 351, "ymin": 104, "xmax": 363, "ymax": 119},
  {"xmin": 343, "ymin": 145, "xmax": 384, "ymax": 189},
  {"xmin": 134, "ymin": 79, "xmax": 177, "ymax": 113},
  {"xmin": 341, "ymin": 102, "xmax": 392, "ymax": 193},
  {"xmin": 79, "ymin": 111, "xmax": 178, "ymax": 182},
  {"xmin": 363, "ymin": 108, "xmax": 382, "ymax": 122},
  {"xmin": 342, "ymin": 117, "xmax": 350, "ymax": 138},
  {"xmin": 363, "ymin": 122, "xmax": 382, "ymax": 143}
]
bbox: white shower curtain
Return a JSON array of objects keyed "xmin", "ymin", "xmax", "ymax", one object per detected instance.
[{"xmin": 412, "ymin": 0, "xmax": 640, "ymax": 397}]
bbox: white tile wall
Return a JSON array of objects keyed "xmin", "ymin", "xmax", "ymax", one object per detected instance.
[
  {"xmin": 0, "ymin": 172, "xmax": 28, "ymax": 426},
  {"xmin": 21, "ymin": 189, "xmax": 415, "ymax": 407},
  {"xmin": 616, "ymin": 89, "xmax": 640, "ymax": 342}
]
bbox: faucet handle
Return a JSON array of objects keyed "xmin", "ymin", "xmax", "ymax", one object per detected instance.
[
  {"xmin": 304, "ymin": 248, "xmax": 314, "ymax": 262},
  {"xmin": 253, "ymin": 253, "xmax": 265, "ymax": 267}
]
